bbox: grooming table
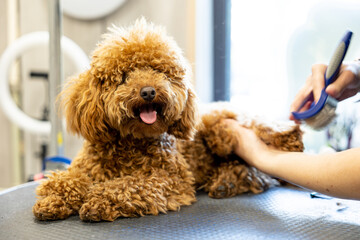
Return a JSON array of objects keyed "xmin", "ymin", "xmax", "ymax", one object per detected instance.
[{"xmin": 1, "ymin": 181, "xmax": 359, "ymax": 240}]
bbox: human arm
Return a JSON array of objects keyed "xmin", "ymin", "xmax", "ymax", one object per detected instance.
[
  {"xmin": 258, "ymin": 147, "xmax": 360, "ymax": 200},
  {"xmin": 223, "ymin": 119, "xmax": 360, "ymax": 200},
  {"xmin": 289, "ymin": 62, "xmax": 360, "ymax": 122}
]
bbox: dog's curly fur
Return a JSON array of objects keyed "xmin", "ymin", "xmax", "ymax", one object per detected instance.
[
  {"xmin": 33, "ymin": 19, "xmax": 304, "ymax": 222},
  {"xmin": 180, "ymin": 107, "xmax": 303, "ymax": 198}
]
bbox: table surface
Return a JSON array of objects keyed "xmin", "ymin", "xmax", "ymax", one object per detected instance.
[{"xmin": 1, "ymin": 181, "xmax": 360, "ymax": 240}]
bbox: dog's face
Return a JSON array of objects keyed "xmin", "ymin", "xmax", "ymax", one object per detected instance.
[{"xmin": 61, "ymin": 19, "xmax": 197, "ymax": 142}]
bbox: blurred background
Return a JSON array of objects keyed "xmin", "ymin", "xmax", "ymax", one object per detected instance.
[{"xmin": 0, "ymin": 0, "xmax": 360, "ymax": 189}]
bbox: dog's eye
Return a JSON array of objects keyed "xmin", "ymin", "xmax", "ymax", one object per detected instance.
[
  {"xmin": 120, "ymin": 72, "xmax": 127, "ymax": 85},
  {"xmin": 115, "ymin": 73, "xmax": 127, "ymax": 90}
]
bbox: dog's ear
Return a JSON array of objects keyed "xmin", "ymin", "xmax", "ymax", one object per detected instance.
[
  {"xmin": 168, "ymin": 87, "xmax": 198, "ymax": 140},
  {"xmin": 60, "ymin": 70, "xmax": 115, "ymax": 143}
]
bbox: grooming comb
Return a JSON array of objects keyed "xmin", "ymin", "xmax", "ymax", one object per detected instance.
[{"xmin": 292, "ymin": 30, "xmax": 353, "ymax": 130}]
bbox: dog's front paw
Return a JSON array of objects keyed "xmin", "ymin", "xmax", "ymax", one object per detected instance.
[
  {"xmin": 33, "ymin": 195, "xmax": 73, "ymax": 220},
  {"xmin": 207, "ymin": 180, "xmax": 237, "ymax": 199},
  {"xmin": 79, "ymin": 197, "xmax": 119, "ymax": 222},
  {"xmin": 199, "ymin": 110, "xmax": 238, "ymax": 157}
]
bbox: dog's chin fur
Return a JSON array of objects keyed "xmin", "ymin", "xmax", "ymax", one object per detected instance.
[
  {"xmin": 120, "ymin": 117, "xmax": 169, "ymax": 139},
  {"xmin": 33, "ymin": 18, "xmax": 304, "ymax": 222}
]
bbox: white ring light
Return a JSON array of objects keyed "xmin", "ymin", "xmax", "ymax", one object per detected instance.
[
  {"xmin": 62, "ymin": 0, "xmax": 127, "ymax": 20},
  {"xmin": 0, "ymin": 31, "xmax": 90, "ymax": 135}
]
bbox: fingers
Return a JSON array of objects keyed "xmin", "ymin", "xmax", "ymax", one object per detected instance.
[
  {"xmin": 336, "ymin": 89, "xmax": 360, "ymax": 101},
  {"xmin": 326, "ymin": 69, "xmax": 359, "ymax": 99},
  {"xmin": 289, "ymin": 101, "xmax": 312, "ymax": 123},
  {"xmin": 289, "ymin": 64, "xmax": 327, "ymax": 121},
  {"xmin": 290, "ymin": 64, "xmax": 326, "ymax": 111},
  {"xmin": 289, "ymin": 76, "xmax": 313, "ymax": 113},
  {"xmin": 311, "ymin": 64, "xmax": 327, "ymax": 103},
  {"xmin": 289, "ymin": 62, "xmax": 360, "ymax": 123},
  {"xmin": 289, "ymin": 63, "xmax": 360, "ymax": 123},
  {"xmin": 290, "ymin": 100, "xmax": 312, "ymax": 122},
  {"xmin": 221, "ymin": 119, "xmax": 259, "ymax": 160}
]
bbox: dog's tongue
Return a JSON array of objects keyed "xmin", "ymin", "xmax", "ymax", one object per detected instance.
[{"xmin": 140, "ymin": 106, "xmax": 157, "ymax": 124}]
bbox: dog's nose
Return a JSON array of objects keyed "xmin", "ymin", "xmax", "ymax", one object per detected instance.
[{"xmin": 140, "ymin": 86, "xmax": 156, "ymax": 101}]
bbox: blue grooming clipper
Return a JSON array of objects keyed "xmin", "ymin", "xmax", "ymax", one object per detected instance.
[{"xmin": 292, "ymin": 31, "xmax": 353, "ymax": 123}]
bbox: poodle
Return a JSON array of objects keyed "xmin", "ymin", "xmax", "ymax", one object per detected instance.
[{"xmin": 33, "ymin": 18, "xmax": 303, "ymax": 222}]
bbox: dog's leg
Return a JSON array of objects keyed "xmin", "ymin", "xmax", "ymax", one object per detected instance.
[
  {"xmin": 79, "ymin": 174, "xmax": 196, "ymax": 222},
  {"xmin": 198, "ymin": 110, "xmax": 239, "ymax": 158},
  {"xmin": 200, "ymin": 110, "xmax": 304, "ymax": 155},
  {"xmin": 205, "ymin": 160, "xmax": 278, "ymax": 198},
  {"xmin": 33, "ymin": 170, "xmax": 90, "ymax": 220},
  {"xmin": 252, "ymin": 124, "xmax": 304, "ymax": 152},
  {"xmin": 177, "ymin": 137, "xmax": 215, "ymax": 189}
]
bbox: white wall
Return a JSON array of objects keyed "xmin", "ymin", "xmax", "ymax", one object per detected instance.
[{"xmin": 0, "ymin": 0, "xmax": 12, "ymax": 188}]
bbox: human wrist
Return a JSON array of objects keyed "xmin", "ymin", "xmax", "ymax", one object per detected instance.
[
  {"xmin": 246, "ymin": 145, "xmax": 273, "ymax": 170},
  {"xmin": 344, "ymin": 60, "xmax": 360, "ymax": 82},
  {"xmin": 251, "ymin": 148, "xmax": 284, "ymax": 177}
]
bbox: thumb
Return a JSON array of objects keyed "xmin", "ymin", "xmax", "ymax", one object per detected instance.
[{"xmin": 325, "ymin": 70, "xmax": 356, "ymax": 99}]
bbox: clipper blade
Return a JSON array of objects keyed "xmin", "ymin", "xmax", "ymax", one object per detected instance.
[{"xmin": 304, "ymin": 97, "xmax": 338, "ymax": 130}]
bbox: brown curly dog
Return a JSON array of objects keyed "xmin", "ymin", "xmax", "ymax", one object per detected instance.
[{"xmin": 33, "ymin": 19, "xmax": 303, "ymax": 222}]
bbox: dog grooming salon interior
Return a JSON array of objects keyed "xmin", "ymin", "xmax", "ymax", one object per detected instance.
[{"xmin": 1, "ymin": 0, "xmax": 360, "ymax": 239}]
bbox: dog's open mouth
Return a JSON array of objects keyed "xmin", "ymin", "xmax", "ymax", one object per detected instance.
[{"xmin": 136, "ymin": 104, "xmax": 162, "ymax": 125}]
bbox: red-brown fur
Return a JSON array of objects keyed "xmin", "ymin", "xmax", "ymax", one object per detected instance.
[
  {"xmin": 33, "ymin": 19, "xmax": 303, "ymax": 221},
  {"xmin": 181, "ymin": 108, "xmax": 303, "ymax": 198}
]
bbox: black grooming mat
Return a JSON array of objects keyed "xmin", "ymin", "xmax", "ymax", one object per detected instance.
[{"xmin": 1, "ymin": 181, "xmax": 359, "ymax": 240}]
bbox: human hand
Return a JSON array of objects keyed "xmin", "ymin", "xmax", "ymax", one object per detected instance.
[
  {"xmin": 290, "ymin": 62, "xmax": 360, "ymax": 122},
  {"xmin": 326, "ymin": 62, "xmax": 360, "ymax": 101},
  {"xmin": 221, "ymin": 119, "xmax": 270, "ymax": 167}
]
